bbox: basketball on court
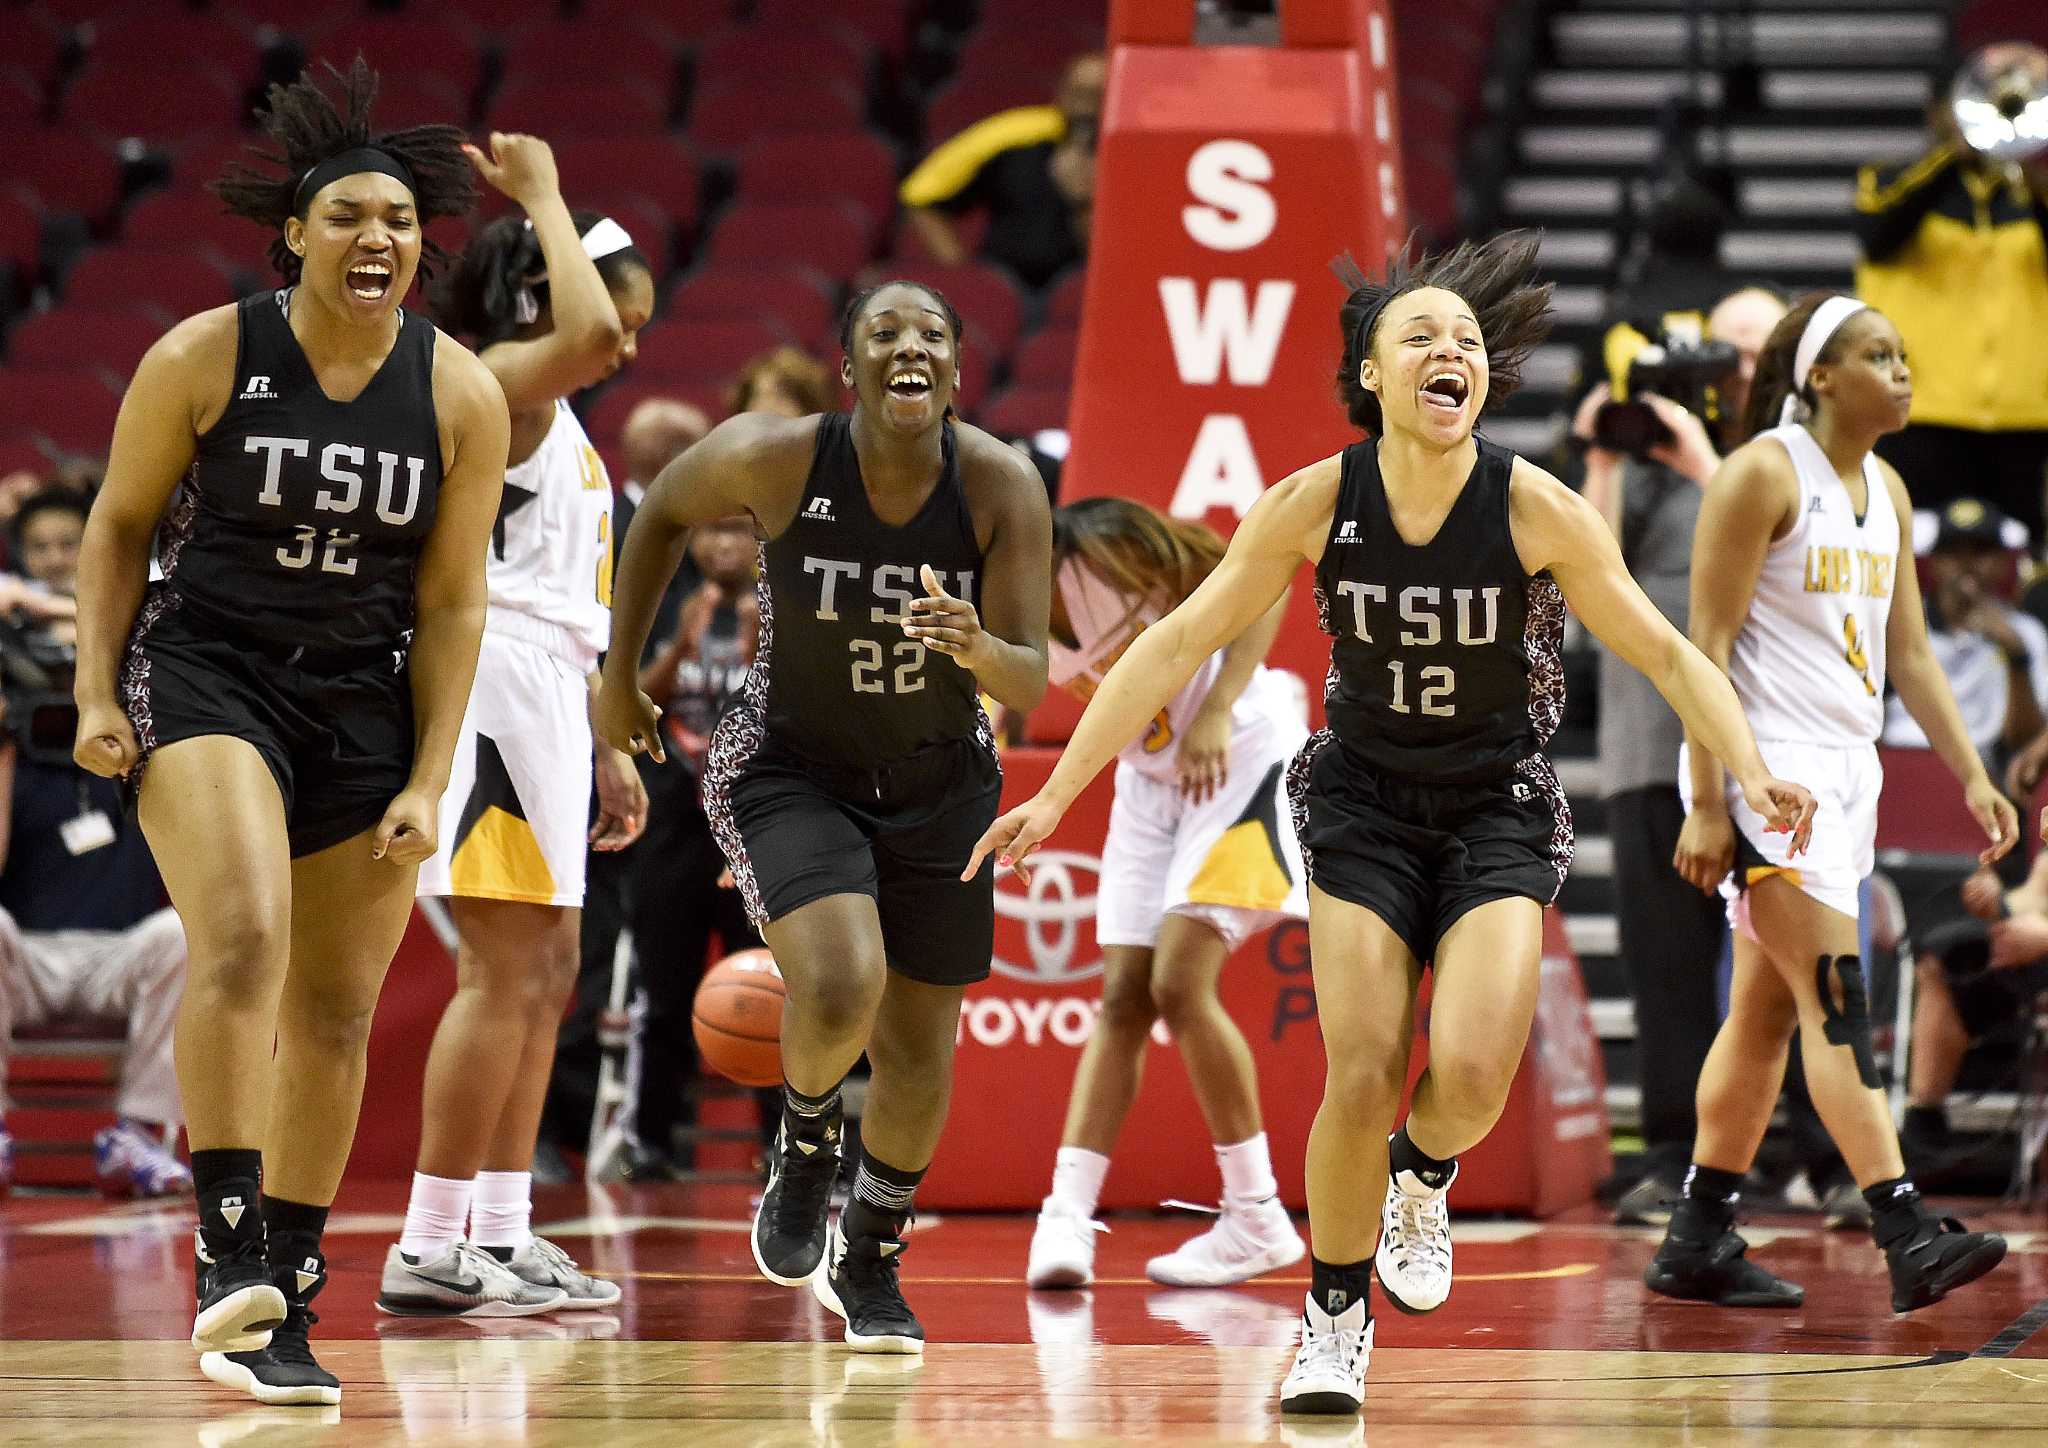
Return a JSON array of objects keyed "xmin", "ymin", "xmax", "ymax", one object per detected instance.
[{"xmin": 691, "ymin": 948, "xmax": 786, "ymax": 1087}]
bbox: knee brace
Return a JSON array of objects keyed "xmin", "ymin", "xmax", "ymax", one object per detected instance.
[{"xmin": 1815, "ymin": 953, "xmax": 1881, "ymax": 1089}]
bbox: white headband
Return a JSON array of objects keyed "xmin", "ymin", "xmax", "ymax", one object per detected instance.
[
  {"xmin": 1779, "ymin": 295, "xmax": 1869, "ymax": 425},
  {"xmin": 515, "ymin": 217, "xmax": 638, "ymax": 323}
]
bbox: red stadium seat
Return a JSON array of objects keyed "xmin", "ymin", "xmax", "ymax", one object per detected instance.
[
  {"xmin": 694, "ymin": 25, "xmax": 872, "ymax": 95},
  {"xmin": 11, "ymin": 131, "xmax": 123, "ymax": 222},
  {"xmin": 734, "ymin": 133, "xmax": 898, "ymax": 225},
  {"xmin": 433, "ymin": 0, "xmax": 560, "ymax": 30},
  {"xmin": 84, "ymin": 11, "xmax": 264, "ymax": 79},
  {"xmin": 887, "ymin": 210, "xmax": 989, "ymax": 266},
  {"xmin": 706, "ymin": 199, "xmax": 876, "ymax": 280},
  {"xmin": 632, "ymin": 317, "xmax": 798, "ymax": 387},
  {"xmin": 976, "ymin": 383, "xmax": 1069, "ymax": 439},
  {"xmin": 8, "ymin": 306, "xmax": 167, "ymax": 378},
  {"xmin": 577, "ymin": 0, "xmax": 737, "ymax": 44},
  {"xmin": 668, "ymin": 263, "xmax": 838, "ymax": 353},
  {"xmin": 303, "ymin": 17, "xmax": 481, "ymax": 96},
  {"xmin": 548, "ymin": 135, "xmax": 702, "ymax": 237},
  {"xmin": 920, "ymin": 78, "xmax": 1060, "ymax": 154},
  {"xmin": 1010, "ymin": 324, "xmax": 1079, "ymax": 389},
  {"xmin": 499, "ymin": 19, "xmax": 682, "ymax": 94},
  {"xmin": 63, "ymin": 64, "xmax": 242, "ymax": 141},
  {"xmin": 490, "ymin": 76, "xmax": 669, "ymax": 137},
  {"xmin": 751, "ymin": 0, "xmax": 914, "ymax": 61},
  {"xmin": 688, "ymin": 76, "xmax": 865, "ymax": 152},
  {"xmin": 122, "ymin": 189, "xmax": 265, "ymax": 263},
  {"xmin": 0, "ymin": 192, "xmax": 42, "ymax": 276},
  {"xmin": 953, "ymin": 18, "xmax": 1103, "ymax": 86},
  {"xmin": 1044, "ymin": 267, "xmax": 1086, "ymax": 326},
  {"xmin": 63, "ymin": 244, "xmax": 238, "ymax": 318},
  {"xmin": 577, "ymin": 193, "xmax": 677, "ymax": 279},
  {"xmin": 0, "ymin": 12, "xmax": 61, "ymax": 88},
  {"xmin": 0, "ymin": 367, "xmax": 124, "ymax": 456},
  {"xmin": 361, "ymin": 72, "xmax": 470, "ymax": 133},
  {"xmin": 583, "ymin": 377, "xmax": 727, "ymax": 458},
  {"xmin": 0, "ymin": 67, "xmax": 45, "ymax": 129},
  {"xmin": 860, "ymin": 260, "xmax": 1023, "ymax": 361}
]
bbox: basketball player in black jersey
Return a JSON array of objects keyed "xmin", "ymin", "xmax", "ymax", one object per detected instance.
[
  {"xmin": 969, "ymin": 233, "xmax": 1817, "ymax": 1418},
  {"xmin": 596, "ymin": 281, "xmax": 1051, "ymax": 1353},
  {"xmin": 70, "ymin": 61, "xmax": 507, "ymax": 1406}
]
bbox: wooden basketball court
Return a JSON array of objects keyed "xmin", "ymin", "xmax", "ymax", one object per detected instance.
[{"xmin": 3, "ymin": 1180, "xmax": 2043, "ymax": 1444}]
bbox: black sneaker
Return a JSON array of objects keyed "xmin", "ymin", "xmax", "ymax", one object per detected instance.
[
  {"xmin": 192, "ymin": 1179, "xmax": 285, "ymax": 1353},
  {"xmin": 200, "ymin": 1250, "xmax": 341, "ymax": 1405},
  {"xmin": 812, "ymin": 1217, "xmax": 924, "ymax": 1354},
  {"xmin": 1644, "ymin": 1204, "xmax": 1803, "ymax": 1308},
  {"xmin": 1878, "ymin": 1210, "xmax": 2007, "ymax": 1313},
  {"xmin": 751, "ymin": 1119, "xmax": 841, "ymax": 1286}
]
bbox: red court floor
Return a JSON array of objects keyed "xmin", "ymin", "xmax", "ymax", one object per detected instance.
[{"xmin": 2, "ymin": 1180, "xmax": 2044, "ymax": 1444}]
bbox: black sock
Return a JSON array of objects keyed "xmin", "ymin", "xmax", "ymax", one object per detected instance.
[
  {"xmin": 191, "ymin": 1148, "xmax": 264, "ymax": 1247},
  {"xmin": 1310, "ymin": 1255, "xmax": 1372, "ymax": 1319},
  {"xmin": 1861, "ymin": 1174, "xmax": 1922, "ymax": 1223},
  {"xmin": 263, "ymin": 1197, "xmax": 329, "ymax": 1295},
  {"xmin": 840, "ymin": 1145, "xmax": 924, "ymax": 1242},
  {"xmin": 1388, "ymin": 1125, "xmax": 1455, "ymax": 1190},
  {"xmin": 1679, "ymin": 1163, "xmax": 1742, "ymax": 1231},
  {"xmin": 1903, "ymin": 1105, "xmax": 1948, "ymax": 1141},
  {"xmin": 781, "ymin": 1078, "xmax": 844, "ymax": 1147}
]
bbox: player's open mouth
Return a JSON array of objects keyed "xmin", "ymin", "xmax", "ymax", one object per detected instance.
[
  {"xmin": 1420, "ymin": 371, "xmax": 1468, "ymax": 412},
  {"xmin": 347, "ymin": 258, "xmax": 394, "ymax": 302},
  {"xmin": 887, "ymin": 369, "xmax": 932, "ymax": 400}
]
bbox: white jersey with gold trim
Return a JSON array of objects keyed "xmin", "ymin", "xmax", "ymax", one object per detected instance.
[
  {"xmin": 1728, "ymin": 422, "xmax": 1899, "ymax": 745},
  {"xmin": 488, "ymin": 399, "xmax": 614, "ymax": 668}
]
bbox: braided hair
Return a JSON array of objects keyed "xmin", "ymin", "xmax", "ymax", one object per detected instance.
[
  {"xmin": 430, "ymin": 210, "xmax": 650, "ymax": 349},
  {"xmin": 212, "ymin": 57, "xmax": 476, "ymax": 283}
]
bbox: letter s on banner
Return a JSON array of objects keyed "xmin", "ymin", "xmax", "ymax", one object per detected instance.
[{"xmin": 1182, "ymin": 140, "xmax": 1277, "ymax": 252}]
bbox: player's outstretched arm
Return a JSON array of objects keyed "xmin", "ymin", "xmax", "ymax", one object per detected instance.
[
  {"xmin": 72, "ymin": 307, "xmax": 234, "ymax": 779},
  {"xmin": 962, "ymin": 456, "xmax": 1336, "ymax": 881},
  {"xmin": 1512, "ymin": 457, "xmax": 1817, "ymax": 863},
  {"xmin": 597, "ymin": 413, "xmax": 812, "ymax": 758},
  {"xmin": 1878, "ymin": 462, "xmax": 2017, "ymax": 863}
]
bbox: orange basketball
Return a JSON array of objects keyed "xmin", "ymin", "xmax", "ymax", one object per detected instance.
[{"xmin": 692, "ymin": 947, "xmax": 786, "ymax": 1087}]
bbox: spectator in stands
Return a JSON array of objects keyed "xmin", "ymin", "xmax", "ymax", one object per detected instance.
[
  {"xmin": 629, "ymin": 514, "xmax": 764, "ymax": 1174},
  {"xmin": 1883, "ymin": 498, "xmax": 2048, "ymax": 775},
  {"xmin": 1855, "ymin": 77, "xmax": 2048, "ymax": 541},
  {"xmin": 899, "ymin": 51, "xmax": 1105, "ymax": 289},
  {"xmin": 0, "ymin": 489, "xmax": 188, "ymax": 1199},
  {"xmin": 1574, "ymin": 285, "xmax": 1789, "ymax": 1224},
  {"xmin": 1904, "ymin": 852, "xmax": 2048, "ymax": 1178},
  {"xmin": 541, "ymin": 395, "xmax": 709, "ymax": 1180},
  {"xmin": 727, "ymin": 346, "xmax": 837, "ymax": 420}
]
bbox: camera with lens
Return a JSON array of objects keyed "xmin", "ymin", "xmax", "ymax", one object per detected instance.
[
  {"xmin": 0, "ymin": 615, "xmax": 79, "ymax": 768},
  {"xmin": 1591, "ymin": 320, "xmax": 1741, "ymax": 459}
]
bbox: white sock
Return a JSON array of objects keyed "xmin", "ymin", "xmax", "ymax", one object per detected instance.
[
  {"xmin": 470, "ymin": 1170, "xmax": 533, "ymax": 1254},
  {"xmin": 399, "ymin": 1171, "xmax": 474, "ymax": 1260},
  {"xmin": 1216, "ymin": 1132, "xmax": 1278, "ymax": 1207},
  {"xmin": 1048, "ymin": 1146, "xmax": 1110, "ymax": 1219}
]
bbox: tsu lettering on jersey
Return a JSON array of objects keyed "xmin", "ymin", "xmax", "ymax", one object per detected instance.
[
  {"xmin": 801, "ymin": 556, "xmax": 973, "ymax": 696},
  {"xmin": 242, "ymin": 436, "xmax": 428, "ymax": 574}
]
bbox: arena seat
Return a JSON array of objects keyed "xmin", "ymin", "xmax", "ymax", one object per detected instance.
[
  {"xmin": 667, "ymin": 263, "xmax": 838, "ymax": 353},
  {"xmin": 860, "ymin": 259, "xmax": 1024, "ymax": 362},
  {"xmin": 0, "ymin": 67, "xmax": 45, "ymax": 130},
  {"xmin": 752, "ymin": 0, "xmax": 915, "ymax": 62},
  {"xmin": 8, "ymin": 306, "xmax": 165, "ymax": 378},
  {"xmin": 581, "ymin": 377, "xmax": 726, "ymax": 464},
  {"xmin": 491, "ymin": 76, "xmax": 670, "ymax": 137},
  {"xmin": 83, "ymin": 11, "xmax": 264, "ymax": 79},
  {"xmin": 734, "ymin": 132, "xmax": 898, "ymax": 226},
  {"xmin": 1010, "ymin": 324, "xmax": 1080, "ymax": 389},
  {"xmin": 575, "ymin": 192, "xmax": 677, "ymax": 279},
  {"xmin": 578, "ymin": 0, "xmax": 736, "ymax": 42},
  {"xmin": 632, "ymin": 317, "xmax": 798, "ymax": 388},
  {"xmin": 693, "ymin": 25, "xmax": 873, "ymax": 96},
  {"xmin": 920, "ymin": 76, "xmax": 1061, "ymax": 154},
  {"xmin": 0, "ymin": 192, "xmax": 42, "ymax": 279},
  {"xmin": 1043, "ymin": 266, "xmax": 1086, "ymax": 326},
  {"xmin": 687, "ymin": 76, "xmax": 866, "ymax": 153},
  {"xmin": 355, "ymin": 72, "xmax": 470, "ymax": 133},
  {"xmin": 63, "ymin": 244, "xmax": 238, "ymax": 318},
  {"xmin": 122, "ymin": 189, "xmax": 267, "ymax": 262},
  {"xmin": 705, "ymin": 198, "xmax": 877, "ymax": 279},
  {"xmin": 886, "ymin": 211, "xmax": 990, "ymax": 268},
  {"xmin": 434, "ymin": 0, "xmax": 560, "ymax": 27},
  {"xmin": 301, "ymin": 16, "xmax": 482, "ymax": 96},
  {"xmin": 63, "ymin": 64, "xmax": 242, "ymax": 142},
  {"xmin": 548, "ymin": 135, "xmax": 703, "ymax": 238},
  {"xmin": 498, "ymin": 20, "xmax": 683, "ymax": 96},
  {"xmin": 11, "ymin": 130, "xmax": 124, "ymax": 224},
  {"xmin": 0, "ymin": 367, "xmax": 123, "ymax": 455},
  {"xmin": 978, "ymin": 383, "xmax": 1070, "ymax": 438},
  {"xmin": 0, "ymin": 11, "xmax": 61, "ymax": 90}
]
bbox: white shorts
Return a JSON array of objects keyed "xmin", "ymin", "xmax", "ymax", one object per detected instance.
[
  {"xmin": 1097, "ymin": 725, "xmax": 1311, "ymax": 953},
  {"xmin": 1678, "ymin": 738, "xmax": 1877, "ymax": 931},
  {"xmin": 417, "ymin": 630, "xmax": 594, "ymax": 909}
]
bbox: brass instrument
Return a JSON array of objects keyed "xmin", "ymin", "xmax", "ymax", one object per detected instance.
[{"xmin": 1953, "ymin": 42, "xmax": 2048, "ymax": 162}]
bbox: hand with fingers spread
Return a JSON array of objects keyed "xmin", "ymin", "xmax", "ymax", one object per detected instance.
[
  {"xmin": 460, "ymin": 131, "xmax": 560, "ymax": 209},
  {"xmin": 372, "ymin": 785, "xmax": 441, "ymax": 865},
  {"xmin": 594, "ymin": 673, "xmax": 666, "ymax": 763},
  {"xmin": 1177, "ymin": 702, "xmax": 1230, "ymax": 804},
  {"xmin": 1964, "ymin": 774, "xmax": 2020, "ymax": 866},
  {"xmin": 1736, "ymin": 771, "xmax": 1819, "ymax": 857},
  {"xmin": 904, "ymin": 564, "xmax": 989, "ymax": 668},
  {"xmin": 589, "ymin": 745, "xmax": 648, "ymax": 851},
  {"xmin": 963, "ymin": 790, "xmax": 1071, "ymax": 885}
]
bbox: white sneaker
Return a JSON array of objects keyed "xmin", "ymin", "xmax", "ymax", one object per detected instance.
[
  {"xmin": 1279, "ymin": 1292, "xmax": 1373, "ymax": 1415},
  {"xmin": 1145, "ymin": 1197, "xmax": 1305, "ymax": 1287},
  {"xmin": 1026, "ymin": 1198, "xmax": 1106, "ymax": 1288},
  {"xmin": 1375, "ymin": 1162, "xmax": 1455, "ymax": 1314},
  {"xmin": 502, "ymin": 1235, "xmax": 622, "ymax": 1309},
  {"xmin": 374, "ymin": 1242, "xmax": 568, "ymax": 1317}
]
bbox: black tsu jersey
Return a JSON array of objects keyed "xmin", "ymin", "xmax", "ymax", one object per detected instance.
[
  {"xmin": 751, "ymin": 412, "xmax": 992, "ymax": 767},
  {"xmin": 162, "ymin": 289, "xmax": 442, "ymax": 658},
  {"xmin": 1312, "ymin": 436, "xmax": 1565, "ymax": 785}
]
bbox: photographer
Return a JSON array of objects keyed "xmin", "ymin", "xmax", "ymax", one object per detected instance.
[
  {"xmin": 0, "ymin": 488, "xmax": 188, "ymax": 1198},
  {"xmin": 1574, "ymin": 286, "xmax": 1788, "ymax": 1223}
]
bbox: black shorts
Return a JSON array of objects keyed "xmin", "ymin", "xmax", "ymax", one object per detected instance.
[
  {"xmin": 702, "ymin": 708, "xmax": 1001, "ymax": 986},
  {"xmin": 1921, "ymin": 916, "xmax": 2048, "ymax": 1039},
  {"xmin": 121, "ymin": 592, "xmax": 414, "ymax": 858},
  {"xmin": 1286, "ymin": 730, "xmax": 1573, "ymax": 963}
]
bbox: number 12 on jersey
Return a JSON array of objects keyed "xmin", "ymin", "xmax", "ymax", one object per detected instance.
[{"xmin": 1388, "ymin": 660, "xmax": 1455, "ymax": 716}]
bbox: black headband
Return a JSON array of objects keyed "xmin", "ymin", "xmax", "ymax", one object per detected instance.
[
  {"xmin": 1351, "ymin": 284, "xmax": 1416, "ymax": 363},
  {"xmin": 292, "ymin": 146, "xmax": 416, "ymax": 214}
]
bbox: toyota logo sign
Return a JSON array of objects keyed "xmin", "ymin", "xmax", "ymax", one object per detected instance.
[{"xmin": 990, "ymin": 849, "xmax": 1105, "ymax": 984}]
